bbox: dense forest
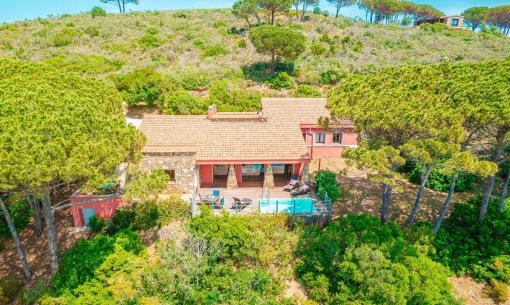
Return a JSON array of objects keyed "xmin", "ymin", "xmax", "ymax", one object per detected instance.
[{"xmin": 1, "ymin": 2, "xmax": 510, "ymax": 305}]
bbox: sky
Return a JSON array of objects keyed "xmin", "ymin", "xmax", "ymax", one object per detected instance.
[{"xmin": 0, "ymin": 0, "xmax": 509, "ymax": 23}]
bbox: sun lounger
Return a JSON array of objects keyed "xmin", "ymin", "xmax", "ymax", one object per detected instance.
[
  {"xmin": 231, "ymin": 197, "xmax": 251, "ymax": 210},
  {"xmin": 283, "ymin": 179, "xmax": 300, "ymax": 191},
  {"xmin": 291, "ymin": 184, "xmax": 311, "ymax": 197}
]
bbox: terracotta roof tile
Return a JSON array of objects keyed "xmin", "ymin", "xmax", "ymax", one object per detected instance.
[{"xmin": 140, "ymin": 98, "xmax": 340, "ymax": 161}]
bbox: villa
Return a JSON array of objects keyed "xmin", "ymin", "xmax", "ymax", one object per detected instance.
[{"xmin": 139, "ymin": 98, "xmax": 357, "ymax": 194}]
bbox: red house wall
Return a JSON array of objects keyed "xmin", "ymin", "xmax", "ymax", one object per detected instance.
[
  {"xmin": 70, "ymin": 195, "xmax": 124, "ymax": 227},
  {"xmin": 301, "ymin": 126, "xmax": 357, "ymax": 159},
  {"xmin": 199, "ymin": 165, "xmax": 214, "ymax": 184},
  {"xmin": 235, "ymin": 164, "xmax": 243, "ymax": 183}
]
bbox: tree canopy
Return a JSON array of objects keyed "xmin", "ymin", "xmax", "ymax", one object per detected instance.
[
  {"xmin": 0, "ymin": 58, "xmax": 144, "ymax": 192},
  {"xmin": 249, "ymin": 25, "xmax": 306, "ymax": 72}
]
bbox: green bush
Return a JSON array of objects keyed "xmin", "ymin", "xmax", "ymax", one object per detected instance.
[
  {"xmin": 238, "ymin": 39, "xmax": 247, "ymax": 48},
  {"xmin": 162, "ymin": 90, "xmax": 208, "ymax": 114},
  {"xmin": 310, "ymin": 42, "xmax": 328, "ymax": 56},
  {"xmin": 189, "ymin": 206, "xmax": 297, "ymax": 268},
  {"xmin": 52, "ymin": 230, "xmax": 143, "ymax": 291},
  {"xmin": 45, "ymin": 54, "xmax": 122, "ymax": 75},
  {"xmin": 292, "ymin": 84, "xmax": 321, "ymax": 97},
  {"xmin": 0, "ymin": 276, "xmax": 23, "ymax": 305},
  {"xmin": 124, "ymin": 169, "xmax": 169, "ymax": 201},
  {"xmin": 434, "ymin": 196, "xmax": 510, "ymax": 282},
  {"xmin": 208, "ymin": 80, "xmax": 261, "ymax": 112},
  {"xmin": 107, "ymin": 197, "xmax": 189, "ymax": 233},
  {"xmin": 266, "ymin": 72, "xmax": 295, "ymax": 89},
  {"xmin": 0, "ymin": 197, "xmax": 31, "ymax": 239},
  {"xmin": 83, "ymin": 26, "xmax": 100, "ymax": 37},
  {"xmin": 315, "ymin": 170, "xmax": 340, "ymax": 201},
  {"xmin": 88, "ymin": 216, "xmax": 105, "ymax": 233},
  {"xmin": 409, "ymin": 165, "xmax": 477, "ymax": 192},
  {"xmin": 179, "ymin": 71, "xmax": 211, "ymax": 90},
  {"xmin": 297, "ymin": 215, "xmax": 461, "ymax": 305},
  {"xmin": 313, "ymin": 7, "xmax": 321, "ymax": 14},
  {"xmin": 138, "ymin": 34, "xmax": 162, "ymax": 50},
  {"xmin": 202, "ymin": 44, "xmax": 229, "ymax": 57},
  {"xmin": 52, "ymin": 29, "xmax": 79, "ymax": 47},
  {"xmin": 319, "ymin": 69, "xmax": 345, "ymax": 85},
  {"xmin": 90, "ymin": 6, "xmax": 107, "ymax": 18},
  {"xmin": 487, "ymin": 279, "xmax": 509, "ymax": 304},
  {"xmin": 114, "ymin": 68, "xmax": 176, "ymax": 107}
]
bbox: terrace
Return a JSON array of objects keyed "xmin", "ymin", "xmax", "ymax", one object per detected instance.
[{"xmin": 193, "ymin": 186, "xmax": 332, "ymax": 216}]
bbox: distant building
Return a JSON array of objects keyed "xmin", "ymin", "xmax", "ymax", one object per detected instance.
[{"xmin": 414, "ymin": 16, "xmax": 464, "ymax": 28}]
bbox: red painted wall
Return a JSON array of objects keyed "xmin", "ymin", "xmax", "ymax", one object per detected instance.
[
  {"xmin": 199, "ymin": 165, "xmax": 214, "ymax": 185},
  {"xmin": 235, "ymin": 164, "xmax": 243, "ymax": 183},
  {"xmin": 301, "ymin": 126, "xmax": 358, "ymax": 159},
  {"xmin": 70, "ymin": 195, "xmax": 123, "ymax": 227}
]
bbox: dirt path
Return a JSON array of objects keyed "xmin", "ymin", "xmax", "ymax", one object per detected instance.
[
  {"xmin": 0, "ymin": 209, "xmax": 89, "ymax": 280},
  {"xmin": 450, "ymin": 277, "xmax": 510, "ymax": 305}
]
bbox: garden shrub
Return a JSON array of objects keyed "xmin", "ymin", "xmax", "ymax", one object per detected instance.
[
  {"xmin": 0, "ymin": 276, "xmax": 23, "ymax": 305},
  {"xmin": 90, "ymin": 6, "xmax": 107, "ymax": 18},
  {"xmin": 107, "ymin": 197, "xmax": 189, "ymax": 233},
  {"xmin": 114, "ymin": 68, "xmax": 176, "ymax": 107},
  {"xmin": 310, "ymin": 42, "xmax": 328, "ymax": 56},
  {"xmin": 292, "ymin": 84, "xmax": 321, "ymax": 97},
  {"xmin": 202, "ymin": 44, "xmax": 229, "ymax": 57},
  {"xmin": 409, "ymin": 165, "xmax": 477, "ymax": 192},
  {"xmin": 0, "ymin": 196, "xmax": 31, "ymax": 239},
  {"xmin": 162, "ymin": 90, "xmax": 209, "ymax": 114},
  {"xmin": 297, "ymin": 215, "xmax": 460, "ymax": 305},
  {"xmin": 178, "ymin": 71, "xmax": 211, "ymax": 90},
  {"xmin": 433, "ymin": 196, "xmax": 510, "ymax": 282},
  {"xmin": 52, "ymin": 230, "xmax": 143, "ymax": 292},
  {"xmin": 208, "ymin": 80, "xmax": 261, "ymax": 112},
  {"xmin": 88, "ymin": 216, "xmax": 105, "ymax": 233},
  {"xmin": 315, "ymin": 170, "xmax": 340, "ymax": 201},
  {"xmin": 123, "ymin": 169, "xmax": 169, "ymax": 201},
  {"xmin": 319, "ymin": 69, "xmax": 346, "ymax": 85},
  {"xmin": 189, "ymin": 206, "xmax": 297, "ymax": 268},
  {"xmin": 266, "ymin": 72, "xmax": 295, "ymax": 89}
]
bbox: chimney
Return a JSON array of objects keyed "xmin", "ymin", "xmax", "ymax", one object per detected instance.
[{"xmin": 207, "ymin": 105, "xmax": 217, "ymax": 119}]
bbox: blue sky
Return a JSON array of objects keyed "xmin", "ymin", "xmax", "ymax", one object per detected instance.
[{"xmin": 1, "ymin": 0, "xmax": 509, "ymax": 23}]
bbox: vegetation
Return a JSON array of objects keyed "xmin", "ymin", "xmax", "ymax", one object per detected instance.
[
  {"xmin": 297, "ymin": 215, "xmax": 461, "ymax": 305},
  {"xmin": 0, "ymin": 58, "xmax": 144, "ymax": 276},
  {"xmin": 123, "ymin": 169, "xmax": 169, "ymax": 201},
  {"xmin": 0, "ymin": 196, "xmax": 30, "ymax": 239},
  {"xmin": 434, "ymin": 196, "xmax": 510, "ymax": 283},
  {"xmin": 315, "ymin": 170, "xmax": 340, "ymax": 201},
  {"xmin": 249, "ymin": 25, "xmax": 306, "ymax": 72}
]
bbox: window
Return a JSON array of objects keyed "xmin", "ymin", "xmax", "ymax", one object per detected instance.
[
  {"xmin": 451, "ymin": 18, "xmax": 459, "ymax": 27},
  {"xmin": 315, "ymin": 133, "xmax": 325, "ymax": 144},
  {"xmin": 165, "ymin": 169, "xmax": 176, "ymax": 182},
  {"xmin": 333, "ymin": 132, "xmax": 343, "ymax": 144}
]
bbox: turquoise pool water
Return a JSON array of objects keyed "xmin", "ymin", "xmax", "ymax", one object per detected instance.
[{"xmin": 259, "ymin": 198, "xmax": 317, "ymax": 214}]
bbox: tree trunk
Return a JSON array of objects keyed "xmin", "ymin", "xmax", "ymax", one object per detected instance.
[
  {"xmin": 270, "ymin": 50, "xmax": 276, "ymax": 73},
  {"xmin": 294, "ymin": 2, "xmax": 300, "ymax": 19},
  {"xmin": 434, "ymin": 173, "xmax": 458, "ymax": 233},
  {"xmin": 255, "ymin": 12, "xmax": 261, "ymax": 25},
  {"xmin": 28, "ymin": 194, "xmax": 43, "ymax": 237},
  {"xmin": 121, "ymin": 1, "xmax": 126, "ymax": 13},
  {"xmin": 41, "ymin": 193, "xmax": 58, "ymax": 275},
  {"xmin": 480, "ymin": 134, "xmax": 506, "ymax": 221},
  {"xmin": 336, "ymin": 6, "xmax": 340, "ymax": 18},
  {"xmin": 381, "ymin": 183, "xmax": 393, "ymax": 225},
  {"xmin": 300, "ymin": 3, "xmax": 307, "ymax": 21},
  {"xmin": 244, "ymin": 17, "xmax": 252, "ymax": 27},
  {"xmin": 406, "ymin": 163, "xmax": 433, "ymax": 226},
  {"xmin": 0, "ymin": 198, "xmax": 32, "ymax": 281},
  {"xmin": 498, "ymin": 168, "xmax": 510, "ymax": 211},
  {"xmin": 271, "ymin": 9, "xmax": 275, "ymax": 24}
]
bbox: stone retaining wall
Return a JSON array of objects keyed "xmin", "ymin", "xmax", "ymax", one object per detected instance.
[{"xmin": 140, "ymin": 152, "xmax": 196, "ymax": 192}]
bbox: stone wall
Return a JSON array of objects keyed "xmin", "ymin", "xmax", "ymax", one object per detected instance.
[{"xmin": 140, "ymin": 152, "xmax": 196, "ymax": 192}]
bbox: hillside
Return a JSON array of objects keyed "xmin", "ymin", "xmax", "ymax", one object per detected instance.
[{"xmin": 1, "ymin": 8, "xmax": 509, "ymax": 98}]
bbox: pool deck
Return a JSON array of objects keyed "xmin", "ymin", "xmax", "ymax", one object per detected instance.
[{"xmin": 195, "ymin": 187, "xmax": 316, "ymax": 215}]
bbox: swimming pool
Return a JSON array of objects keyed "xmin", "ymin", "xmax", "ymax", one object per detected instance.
[{"xmin": 259, "ymin": 198, "xmax": 317, "ymax": 214}]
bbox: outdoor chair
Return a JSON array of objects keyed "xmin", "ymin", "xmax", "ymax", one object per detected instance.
[
  {"xmin": 231, "ymin": 197, "xmax": 250, "ymax": 210},
  {"xmin": 283, "ymin": 179, "xmax": 300, "ymax": 192},
  {"xmin": 290, "ymin": 184, "xmax": 311, "ymax": 197}
]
